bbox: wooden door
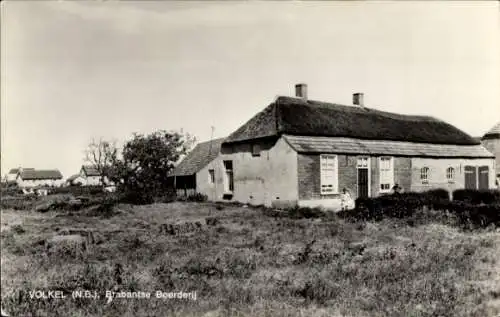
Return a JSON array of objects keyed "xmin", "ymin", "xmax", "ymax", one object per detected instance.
[
  {"xmin": 357, "ymin": 168, "xmax": 369, "ymax": 198},
  {"xmin": 464, "ymin": 166, "xmax": 477, "ymax": 190},
  {"xmin": 478, "ymin": 166, "xmax": 489, "ymax": 190}
]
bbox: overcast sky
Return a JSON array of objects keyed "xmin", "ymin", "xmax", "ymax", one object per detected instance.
[{"xmin": 1, "ymin": 1, "xmax": 499, "ymax": 178}]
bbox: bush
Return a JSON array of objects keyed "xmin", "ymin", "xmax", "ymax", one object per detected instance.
[
  {"xmin": 0, "ymin": 186, "xmax": 22, "ymax": 197},
  {"xmin": 0, "ymin": 196, "xmax": 38, "ymax": 210},
  {"xmin": 288, "ymin": 206, "xmax": 325, "ymax": 219},
  {"xmin": 452, "ymin": 189, "xmax": 500, "ymax": 205},
  {"xmin": 445, "ymin": 201, "xmax": 500, "ymax": 229},
  {"xmin": 116, "ymin": 190, "xmax": 154, "ymax": 205},
  {"xmin": 350, "ymin": 189, "xmax": 500, "ymax": 228},
  {"xmin": 425, "ymin": 188, "xmax": 451, "ymax": 201},
  {"xmin": 186, "ymin": 193, "xmax": 208, "ymax": 202},
  {"xmin": 49, "ymin": 186, "xmax": 104, "ymax": 197}
]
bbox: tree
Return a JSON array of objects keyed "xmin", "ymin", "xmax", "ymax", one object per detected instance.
[
  {"xmin": 84, "ymin": 138, "xmax": 119, "ymax": 186},
  {"xmin": 110, "ymin": 130, "xmax": 196, "ymax": 202}
]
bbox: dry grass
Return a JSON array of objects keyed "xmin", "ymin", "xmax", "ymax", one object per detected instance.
[{"xmin": 1, "ymin": 202, "xmax": 499, "ymax": 317}]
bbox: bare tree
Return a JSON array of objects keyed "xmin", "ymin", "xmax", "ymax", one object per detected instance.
[{"xmin": 84, "ymin": 138, "xmax": 119, "ymax": 186}]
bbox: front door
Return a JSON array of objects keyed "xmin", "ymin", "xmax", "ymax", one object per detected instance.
[
  {"xmin": 478, "ymin": 166, "xmax": 489, "ymax": 190},
  {"xmin": 357, "ymin": 157, "xmax": 370, "ymax": 198}
]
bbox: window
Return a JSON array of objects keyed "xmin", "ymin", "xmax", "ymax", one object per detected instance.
[
  {"xmin": 379, "ymin": 157, "xmax": 393, "ymax": 192},
  {"xmin": 208, "ymin": 169, "xmax": 215, "ymax": 184},
  {"xmin": 420, "ymin": 167, "xmax": 429, "ymax": 183},
  {"xmin": 223, "ymin": 161, "xmax": 234, "ymax": 192},
  {"xmin": 251, "ymin": 144, "xmax": 261, "ymax": 157},
  {"xmin": 446, "ymin": 167, "xmax": 455, "ymax": 182},
  {"xmin": 320, "ymin": 154, "xmax": 338, "ymax": 194},
  {"xmin": 357, "ymin": 157, "xmax": 369, "ymax": 168}
]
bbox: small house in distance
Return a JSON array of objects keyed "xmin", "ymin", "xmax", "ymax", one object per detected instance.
[
  {"xmin": 169, "ymin": 138, "xmax": 225, "ymax": 198},
  {"xmin": 200, "ymin": 84, "xmax": 495, "ymax": 210},
  {"xmin": 16, "ymin": 169, "xmax": 64, "ymax": 188},
  {"xmin": 6, "ymin": 167, "xmax": 34, "ymax": 183},
  {"xmin": 80, "ymin": 165, "xmax": 102, "ymax": 186},
  {"xmin": 6, "ymin": 168, "xmax": 20, "ymax": 182},
  {"xmin": 66, "ymin": 174, "xmax": 86, "ymax": 186}
]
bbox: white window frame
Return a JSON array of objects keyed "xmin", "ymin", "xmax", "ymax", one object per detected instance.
[
  {"xmin": 446, "ymin": 167, "xmax": 455, "ymax": 183},
  {"xmin": 379, "ymin": 157, "xmax": 394, "ymax": 193},
  {"xmin": 223, "ymin": 161, "xmax": 234, "ymax": 193},
  {"xmin": 208, "ymin": 169, "xmax": 215, "ymax": 184},
  {"xmin": 320, "ymin": 154, "xmax": 338, "ymax": 195},
  {"xmin": 420, "ymin": 167, "xmax": 429, "ymax": 183}
]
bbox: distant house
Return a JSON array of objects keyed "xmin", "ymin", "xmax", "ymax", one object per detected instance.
[
  {"xmin": 6, "ymin": 169, "xmax": 19, "ymax": 182},
  {"xmin": 169, "ymin": 138, "xmax": 225, "ymax": 197},
  {"xmin": 16, "ymin": 169, "xmax": 64, "ymax": 188},
  {"xmin": 66, "ymin": 174, "xmax": 86, "ymax": 186},
  {"xmin": 194, "ymin": 84, "xmax": 495, "ymax": 210},
  {"xmin": 6, "ymin": 167, "xmax": 34, "ymax": 182},
  {"xmin": 80, "ymin": 165, "xmax": 102, "ymax": 186},
  {"xmin": 480, "ymin": 122, "xmax": 500, "ymax": 188}
]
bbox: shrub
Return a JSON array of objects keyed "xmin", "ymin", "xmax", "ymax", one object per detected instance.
[
  {"xmin": 116, "ymin": 190, "xmax": 154, "ymax": 205},
  {"xmin": 49, "ymin": 186, "xmax": 104, "ymax": 197},
  {"xmin": 288, "ymin": 206, "xmax": 324, "ymax": 219},
  {"xmin": 425, "ymin": 188, "xmax": 451, "ymax": 202},
  {"xmin": 0, "ymin": 196, "xmax": 38, "ymax": 210},
  {"xmin": 186, "ymin": 193, "xmax": 208, "ymax": 202},
  {"xmin": 350, "ymin": 189, "xmax": 500, "ymax": 228},
  {"xmin": 154, "ymin": 188, "xmax": 177, "ymax": 203},
  {"xmin": 452, "ymin": 189, "xmax": 500, "ymax": 205}
]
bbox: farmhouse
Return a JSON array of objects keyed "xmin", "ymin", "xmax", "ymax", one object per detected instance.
[
  {"xmin": 6, "ymin": 168, "xmax": 20, "ymax": 182},
  {"xmin": 169, "ymin": 138, "xmax": 225, "ymax": 197},
  {"xmin": 66, "ymin": 174, "xmax": 86, "ymax": 186},
  {"xmin": 6, "ymin": 167, "xmax": 34, "ymax": 182},
  {"xmin": 80, "ymin": 165, "xmax": 102, "ymax": 186},
  {"xmin": 192, "ymin": 84, "xmax": 495, "ymax": 210},
  {"xmin": 16, "ymin": 169, "xmax": 64, "ymax": 188}
]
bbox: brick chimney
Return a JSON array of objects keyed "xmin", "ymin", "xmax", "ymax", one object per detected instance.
[
  {"xmin": 295, "ymin": 83, "xmax": 308, "ymax": 100},
  {"xmin": 353, "ymin": 93, "xmax": 364, "ymax": 107}
]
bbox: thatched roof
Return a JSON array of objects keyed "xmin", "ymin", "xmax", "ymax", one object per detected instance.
[
  {"xmin": 223, "ymin": 96, "xmax": 479, "ymax": 146},
  {"xmin": 81, "ymin": 165, "xmax": 100, "ymax": 177},
  {"xmin": 171, "ymin": 138, "xmax": 225, "ymax": 176},
  {"xmin": 482, "ymin": 122, "xmax": 500, "ymax": 140},
  {"xmin": 284, "ymin": 135, "xmax": 494, "ymax": 158},
  {"xmin": 19, "ymin": 169, "xmax": 63, "ymax": 180},
  {"xmin": 8, "ymin": 168, "xmax": 34, "ymax": 175}
]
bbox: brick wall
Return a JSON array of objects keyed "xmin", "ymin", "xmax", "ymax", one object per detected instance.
[
  {"xmin": 297, "ymin": 154, "xmax": 320, "ymax": 200},
  {"xmin": 298, "ymin": 154, "xmax": 414, "ymax": 200},
  {"xmin": 297, "ymin": 154, "xmax": 358, "ymax": 200},
  {"xmin": 411, "ymin": 157, "xmax": 495, "ymax": 192},
  {"xmin": 394, "ymin": 157, "xmax": 412, "ymax": 193},
  {"xmin": 297, "ymin": 154, "xmax": 495, "ymax": 201}
]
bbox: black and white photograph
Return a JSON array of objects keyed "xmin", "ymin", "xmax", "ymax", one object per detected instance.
[{"xmin": 1, "ymin": 1, "xmax": 499, "ymax": 316}]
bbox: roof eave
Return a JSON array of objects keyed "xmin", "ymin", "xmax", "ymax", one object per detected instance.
[{"xmin": 293, "ymin": 150, "xmax": 494, "ymax": 159}]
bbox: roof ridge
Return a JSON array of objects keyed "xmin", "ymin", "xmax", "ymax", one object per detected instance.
[{"xmin": 275, "ymin": 95, "xmax": 439, "ymax": 122}]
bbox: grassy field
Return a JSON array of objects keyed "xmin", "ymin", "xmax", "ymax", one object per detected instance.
[{"xmin": 1, "ymin": 202, "xmax": 499, "ymax": 317}]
